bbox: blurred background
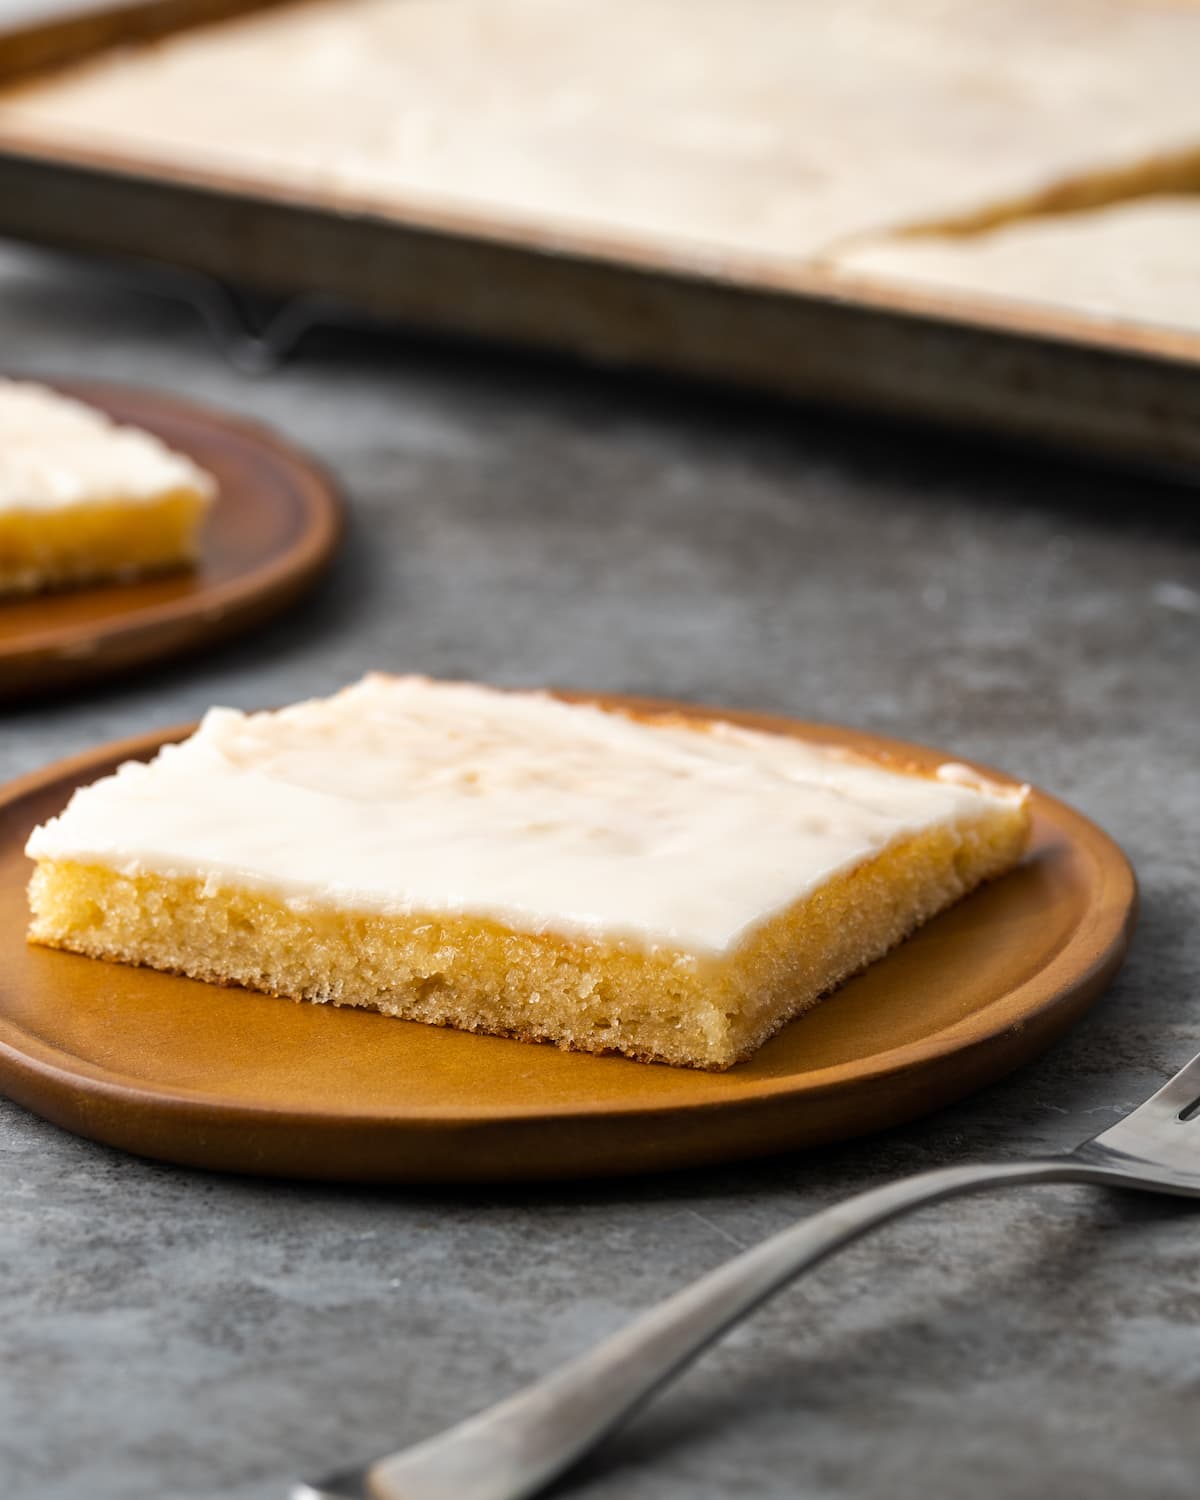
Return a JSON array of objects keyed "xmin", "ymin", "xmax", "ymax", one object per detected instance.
[{"xmin": 2, "ymin": 0, "xmax": 1200, "ymax": 463}]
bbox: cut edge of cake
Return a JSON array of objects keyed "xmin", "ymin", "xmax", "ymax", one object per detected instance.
[
  {"xmin": 0, "ymin": 485, "xmax": 213, "ymax": 596},
  {"xmin": 25, "ymin": 693, "xmax": 1031, "ymax": 1071},
  {"xmin": 0, "ymin": 380, "xmax": 215, "ymax": 597}
]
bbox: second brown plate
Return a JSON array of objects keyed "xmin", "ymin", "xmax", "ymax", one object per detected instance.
[
  {"xmin": 0, "ymin": 378, "xmax": 342, "ymax": 699},
  {"xmin": 0, "ymin": 699, "xmax": 1135, "ymax": 1182}
]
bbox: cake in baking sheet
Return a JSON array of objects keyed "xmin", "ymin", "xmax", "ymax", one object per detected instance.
[{"xmin": 0, "ymin": 0, "xmax": 1197, "ymax": 272}]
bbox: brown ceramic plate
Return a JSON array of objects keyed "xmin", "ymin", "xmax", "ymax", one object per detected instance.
[
  {"xmin": 0, "ymin": 379, "xmax": 342, "ymax": 699},
  {"xmin": 0, "ymin": 699, "xmax": 1135, "ymax": 1182}
]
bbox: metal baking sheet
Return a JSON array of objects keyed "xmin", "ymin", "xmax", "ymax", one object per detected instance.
[{"xmin": 3, "ymin": 0, "xmax": 1200, "ymax": 470}]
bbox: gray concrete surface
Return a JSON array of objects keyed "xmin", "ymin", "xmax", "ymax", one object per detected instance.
[{"xmin": 1, "ymin": 240, "xmax": 1198, "ymax": 1500}]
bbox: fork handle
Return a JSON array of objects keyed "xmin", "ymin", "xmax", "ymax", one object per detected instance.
[{"xmin": 368, "ymin": 1157, "xmax": 1113, "ymax": 1500}]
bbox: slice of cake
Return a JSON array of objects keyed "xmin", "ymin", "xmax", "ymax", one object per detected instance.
[
  {"xmin": 0, "ymin": 379, "xmax": 215, "ymax": 596},
  {"xmin": 25, "ymin": 676, "xmax": 1030, "ymax": 1070},
  {"xmin": 832, "ymin": 199, "xmax": 1200, "ymax": 336}
]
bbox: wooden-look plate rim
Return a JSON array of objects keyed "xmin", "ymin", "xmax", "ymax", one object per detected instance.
[
  {"xmin": 0, "ymin": 378, "xmax": 343, "ymax": 697},
  {"xmin": 0, "ymin": 700, "xmax": 1136, "ymax": 1181}
]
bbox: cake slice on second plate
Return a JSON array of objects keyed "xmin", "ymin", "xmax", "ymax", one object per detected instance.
[
  {"xmin": 25, "ymin": 676, "xmax": 1030, "ymax": 1069},
  {"xmin": 0, "ymin": 379, "xmax": 215, "ymax": 596}
]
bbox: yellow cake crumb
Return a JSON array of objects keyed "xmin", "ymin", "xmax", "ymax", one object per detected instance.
[
  {"xmin": 28, "ymin": 798, "xmax": 1027, "ymax": 1070},
  {"xmin": 0, "ymin": 379, "xmax": 214, "ymax": 597},
  {"xmin": 0, "ymin": 487, "xmax": 209, "ymax": 595}
]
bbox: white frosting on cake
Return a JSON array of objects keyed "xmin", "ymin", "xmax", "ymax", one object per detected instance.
[
  {"xmin": 25, "ymin": 676, "xmax": 1025, "ymax": 954},
  {"xmin": 0, "ymin": 380, "xmax": 215, "ymax": 513}
]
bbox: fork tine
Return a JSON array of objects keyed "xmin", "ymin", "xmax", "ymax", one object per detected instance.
[{"xmin": 1130, "ymin": 1049, "xmax": 1200, "ymax": 1114}]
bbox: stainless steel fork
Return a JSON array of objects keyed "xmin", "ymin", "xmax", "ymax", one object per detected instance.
[{"xmin": 295, "ymin": 1050, "xmax": 1200, "ymax": 1500}]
